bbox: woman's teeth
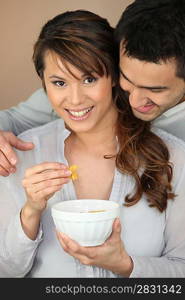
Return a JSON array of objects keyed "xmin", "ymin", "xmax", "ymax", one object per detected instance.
[{"xmin": 68, "ymin": 107, "xmax": 92, "ymax": 117}]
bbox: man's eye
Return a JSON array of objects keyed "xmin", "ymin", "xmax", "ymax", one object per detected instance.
[
  {"xmin": 84, "ymin": 77, "xmax": 97, "ymax": 84},
  {"xmin": 150, "ymin": 89, "xmax": 163, "ymax": 93},
  {"xmin": 52, "ymin": 81, "xmax": 65, "ymax": 87}
]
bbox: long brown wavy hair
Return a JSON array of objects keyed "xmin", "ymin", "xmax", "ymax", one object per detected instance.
[
  {"xmin": 113, "ymin": 87, "xmax": 175, "ymax": 212},
  {"xmin": 32, "ymin": 10, "xmax": 175, "ymax": 212}
]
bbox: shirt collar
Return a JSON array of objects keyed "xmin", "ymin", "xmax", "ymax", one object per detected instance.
[{"xmin": 162, "ymin": 101, "xmax": 185, "ymax": 117}]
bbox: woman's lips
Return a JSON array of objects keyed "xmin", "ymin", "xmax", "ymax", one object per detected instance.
[
  {"xmin": 134, "ymin": 104, "xmax": 156, "ymax": 113},
  {"xmin": 66, "ymin": 106, "xmax": 94, "ymax": 120}
]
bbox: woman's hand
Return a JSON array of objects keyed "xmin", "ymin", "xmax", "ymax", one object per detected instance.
[
  {"xmin": 21, "ymin": 162, "xmax": 71, "ymax": 240},
  {"xmin": 22, "ymin": 162, "xmax": 71, "ymax": 213},
  {"xmin": 57, "ymin": 218, "xmax": 133, "ymax": 277}
]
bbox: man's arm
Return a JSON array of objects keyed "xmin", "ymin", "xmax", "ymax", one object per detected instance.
[
  {"xmin": 0, "ymin": 88, "xmax": 59, "ymax": 176},
  {"xmin": 0, "ymin": 88, "xmax": 58, "ymax": 135}
]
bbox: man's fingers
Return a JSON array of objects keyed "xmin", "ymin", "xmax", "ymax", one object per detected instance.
[
  {"xmin": 0, "ymin": 132, "xmax": 34, "ymax": 167},
  {"xmin": 0, "ymin": 151, "xmax": 15, "ymax": 173},
  {"xmin": 0, "ymin": 142, "xmax": 17, "ymax": 166},
  {"xmin": 6, "ymin": 132, "xmax": 34, "ymax": 151},
  {"xmin": 13, "ymin": 139, "xmax": 34, "ymax": 151},
  {"xmin": 0, "ymin": 165, "xmax": 10, "ymax": 177}
]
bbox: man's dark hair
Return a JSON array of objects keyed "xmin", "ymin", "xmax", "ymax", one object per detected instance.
[{"xmin": 115, "ymin": 0, "xmax": 185, "ymax": 79}]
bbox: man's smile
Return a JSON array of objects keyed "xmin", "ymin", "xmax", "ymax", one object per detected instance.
[{"xmin": 134, "ymin": 104, "xmax": 156, "ymax": 114}]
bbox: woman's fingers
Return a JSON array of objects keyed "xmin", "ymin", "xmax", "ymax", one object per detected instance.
[
  {"xmin": 106, "ymin": 218, "xmax": 121, "ymax": 243},
  {"xmin": 25, "ymin": 176, "xmax": 70, "ymax": 193},
  {"xmin": 35, "ymin": 184, "xmax": 64, "ymax": 199},
  {"xmin": 57, "ymin": 232, "xmax": 91, "ymax": 263},
  {"xmin": 57, "ymin": 232, "xmax": 95, "ymax": 257},
  {"xmin": 22, "ymin": 169, "xmax": 71, "ymax": 186},
  {"xmin": 22, "ymin": 162, "xmax": 72, "ymax": 213},
  {"xmin": 24, "ymin": 162, "xmax": 68, "ymax": 177}
]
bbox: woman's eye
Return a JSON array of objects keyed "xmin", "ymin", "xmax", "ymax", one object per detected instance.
[
  {"xmin": 84, "ymin": 77, "xmax": 97, "ymax": 84},
  {"xmin": 52, "ymin": 81, "xmax": 66, "ymax": 87}
]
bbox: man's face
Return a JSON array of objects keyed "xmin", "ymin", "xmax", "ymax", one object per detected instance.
[{"xmin": 119, "ymin": 51, "xmax": 185, "ymax": 121}]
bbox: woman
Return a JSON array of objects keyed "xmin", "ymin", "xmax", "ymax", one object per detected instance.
[{"xmin": 0, "ymin": 10, "xmax": 185, "ymax": 278}]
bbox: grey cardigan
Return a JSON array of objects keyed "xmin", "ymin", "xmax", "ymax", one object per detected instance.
[{"xmin": 0, "ymin": 119, "xmax": 185, "ymax": 277}]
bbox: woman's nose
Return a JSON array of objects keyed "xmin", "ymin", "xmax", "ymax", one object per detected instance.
[{"xmin": 69, "ymin": 86, "xmax": 83, "ymax": 105}]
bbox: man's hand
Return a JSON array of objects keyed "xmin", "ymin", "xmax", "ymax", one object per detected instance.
[{"xmin": 0, "ymin": 130, "xmax": 34, "ymax": 176}]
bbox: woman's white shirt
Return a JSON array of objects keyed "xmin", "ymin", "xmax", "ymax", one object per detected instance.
[{"xmin": 0, "ymin": 119, "xmax": 185, "ymax": 277}]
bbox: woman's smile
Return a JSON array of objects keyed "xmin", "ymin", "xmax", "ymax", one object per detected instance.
[
  {"xmin": 65, "ymin": 106, "xmax": 94, "ymax": 120},
  {"xmin": 44, "ymin": 52, "xmax": 116, "ymax": 133}
]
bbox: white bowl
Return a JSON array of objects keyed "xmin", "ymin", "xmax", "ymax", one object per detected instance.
[{"xmin": 51, "ymin": 199, "xmax": 120, "ymax": 246}]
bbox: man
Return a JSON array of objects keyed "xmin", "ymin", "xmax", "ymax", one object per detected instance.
[
  {"xmin": 115, "ymin": 0, "xmax": 185, "ymax": 138},
  {"xmin": 0, "ymin": 0, "xmax": 185, "ymax": 176}
]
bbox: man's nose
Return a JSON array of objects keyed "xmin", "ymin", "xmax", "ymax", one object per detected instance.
[
  {"xmin": 120, "ymin": 78, "xmax": 150, "ymax": 108},
  {"xmin": 129, "ymin": 88, "xmax": 149, "ymax": 108}
]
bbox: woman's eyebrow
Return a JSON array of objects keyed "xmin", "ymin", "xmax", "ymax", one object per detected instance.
[{"xmin": 49, "ymin": 75, "xmax": 65, "ymax": 79}]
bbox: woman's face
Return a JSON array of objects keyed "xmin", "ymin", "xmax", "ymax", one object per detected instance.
[{"xmin": 43, "ymin": 51, "xmax": 117, "ymax": 134}]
